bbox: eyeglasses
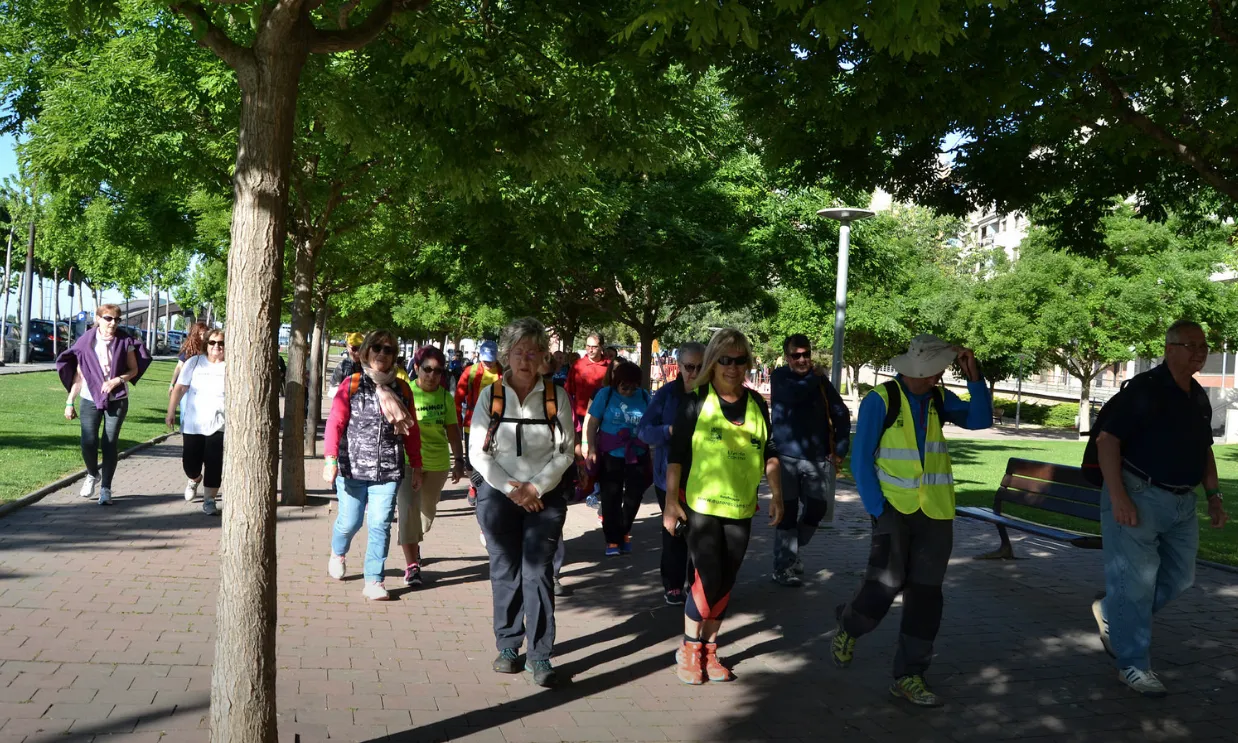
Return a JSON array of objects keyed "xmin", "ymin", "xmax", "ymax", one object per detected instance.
[
  {"xmin": 788, "ymin": 352, "xmax": 811, "ymax": 361},
  {"xmin": 681, "ymin": 363, "xmax": 702, "ymax": 373},
  {"xmin": 98, "ymin": 315, "xmax": 117, "ymax": 323},
  {"xmin": 420, "ymin": 366, "xmax": 443, "ymax": 375},
  {"xmin": 1168, "ymin": 342, "xmax": 1209, "ymax": 354},
  {"xmin": 207, "ymin": 340, "xmax": 225, "ymax": 348},
  {"xmin": 348, "ymin": 345, "xmax": 361, "ymax": 353},
  {"xmin": 510, "ymin": 350, "xmax": 541, "ymax": 362},
  {"xmin": 371, "ymin": 344, "xmax": 397, "ymax": 356},
  {"xmin": 717, "ymin": 355, "xmax": 750, "ymax": 367}
]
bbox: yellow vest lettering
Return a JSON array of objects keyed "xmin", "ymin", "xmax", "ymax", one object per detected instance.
[
  {"xmin": 685, "ymin": 385, "xmax": 768, "ymax": 519},
  {"xmin": 873, "ymin": 383, "xmax": 955, "ymax": 520}
]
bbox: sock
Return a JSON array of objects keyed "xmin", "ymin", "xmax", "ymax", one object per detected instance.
[
  {"xmin": 684, "ymin": 634, "xmax": 700, "ymax": 645},
  {"xmin": 204, "ymin": 487, "xmax": 219, "ymax": 501}
]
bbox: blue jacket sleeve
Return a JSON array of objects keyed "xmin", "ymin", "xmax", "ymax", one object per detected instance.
[
  {"xmin": 943, "ymin": 381, "xmax": 993, "ymax": 430},
  {"xmin": 851, "ymin": 391, "xmax": 888, "ymax": 518},
  {"xmin": 637, "ymin": 387, "xmax": 674, "ymax": 447}
]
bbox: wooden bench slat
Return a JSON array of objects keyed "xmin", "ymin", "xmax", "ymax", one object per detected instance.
[
  {"xmin": 1005, "ymin": 458, "xmax": 1097, "ymax": 490},
  {"xmin": 957, "ymin": 507, "xmax": 1102, "ymax": 549},
  {"xmin": 994, "ymin": 488, "xmax": 1103, "ymax": 521},
  {"xmin": 1001, "ymin": 475, "xmax": 1102, "ymax": 507}
]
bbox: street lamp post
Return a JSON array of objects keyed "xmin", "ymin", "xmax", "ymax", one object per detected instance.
[{"xmin": 817, "ymin": 207, "xmax": 876, "ymax": 392}]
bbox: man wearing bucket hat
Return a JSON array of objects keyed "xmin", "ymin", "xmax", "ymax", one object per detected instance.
[
  {"xmin": 456, "ymin": 340, "xmax": 503, "ymax": 506},
  {"xmin": 831, "ymin": 334, "xmax": 991, "ymax": 707}
]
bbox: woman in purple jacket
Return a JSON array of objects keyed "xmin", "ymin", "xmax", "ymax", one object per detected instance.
[{"xmin": 56, "ymin": 304, "xmax": 152, "ymax": 505}]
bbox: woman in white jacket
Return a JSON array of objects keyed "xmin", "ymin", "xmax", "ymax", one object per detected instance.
[{"xmin": 470, "ymin": 317, "xmax": 574, "ymax": 688}]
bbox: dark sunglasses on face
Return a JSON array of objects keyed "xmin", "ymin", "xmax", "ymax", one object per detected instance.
[
  {"xmin": 717, "ymin": 355, "xmax": 750, "ymax": 367},
  {"xmin": 207, "ymin": 340, "xmax": 224, "ymax": 348},
  {"xmin": 348, "ymin": 345, "xmax": 361, "ymax": 353},
  {"xmin": 788, "ymin": 352, "xmax": 811, "ymax": 361},
  {"xmin": 420, "ymin": 366, "xmax": 443, "ymax": 375},
  {"xmin": 98, "ymin": 315, "xmax": 117, "ymax": 323},
  {"xmin": 681, "ymin": 363, "xmax": 702, "ymax": 373},
  {"xmin": 371, "ymin": 344, "xmax": 397, "ymax": 356}
]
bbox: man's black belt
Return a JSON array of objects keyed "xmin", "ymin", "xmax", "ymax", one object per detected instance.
[{"xmin": 1121, "ymin": 462, "xmax": 1197, "ymax": 496}]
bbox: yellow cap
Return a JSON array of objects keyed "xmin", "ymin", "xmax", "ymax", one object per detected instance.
[{"xmin": 346, "ymin": 332, "xmax": 365, "ymax": 347}]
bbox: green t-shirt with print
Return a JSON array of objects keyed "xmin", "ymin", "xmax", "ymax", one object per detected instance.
[{"xmin": 411, "ymin": 382, "xmax": 458, "ymax": 472}]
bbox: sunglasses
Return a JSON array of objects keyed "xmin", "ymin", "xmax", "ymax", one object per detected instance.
[
  {"xmin": 370, "ymin": 344, "xmax": 397, "ymax": 356},
  {"xmin": 420, "ymin": 366, "xmax": 443, "ymax": 375},
  {"xmin": 348, "ymin": 345, "xmax": 361, "ymax": 353},
  {"xmin": 98, "ymin": 315, "xmax": 118, "ymax": 323},
  {"xmin": 717, "ymin": 355, "xmax": 750, "ymax": 367},
  {"xmin": 788, "ymin": 352, "xmax": 811, "ymax": 361},
  {"xmin": 681, "ymin": 363, "xmax": 702, "ymax": 373},
  {"xmin": 207, "ymin": 340, "xmax": 225, "ymax": 348}
]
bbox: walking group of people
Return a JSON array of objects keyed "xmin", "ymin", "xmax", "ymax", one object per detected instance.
[{"xmin": 52, "ymin": 308, "xmax": 1226, "ymax": 703}]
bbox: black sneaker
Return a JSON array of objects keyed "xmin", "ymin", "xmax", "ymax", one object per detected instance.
[
  {"xmin": 403, "ymin": 564, "xmax": 422, "ymax": 588},
  {"xmin": 493, "ymin": 648, "xmax": 521, "ymax": 674},
  {"xmin": 772, "ymin": 569, "xmax": 803, "ymax": 587},
  {"xmin": 525, "ymin": 658, "xmax": 560, "ymax": 687},
  {"xmin": 664, "ymin": 589, "xmax": 686, "ymax": 605}
]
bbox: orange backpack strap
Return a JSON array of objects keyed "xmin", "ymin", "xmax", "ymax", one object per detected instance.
[
  {"xmin": 481, "ymin": 380, "xmax": 506, "ymax": 453},
  {"xmin": 348, "ymin": 372, "xmax": 362, "ymax": 399}
]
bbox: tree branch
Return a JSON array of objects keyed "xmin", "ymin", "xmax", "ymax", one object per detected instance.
[
  {"xmin": 1209, "ymin": 0, "xmax": 1238, "ymax": 50},
  {"xmin": 309, "ymin": 0, "xmax": 433, "ymax": 54},
  {"xmin": 171, "ymin": 3, "xmax": 253, "ymax": 74},
  {"xmin": 1090, "ymin": 64, "xmax": 1238, "ymax": 202}
]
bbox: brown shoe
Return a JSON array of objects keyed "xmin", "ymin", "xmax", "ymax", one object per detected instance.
[
  {"xmin": 703, "ymin": 642, "xmax": 734, "ymax": 682},
  {"xmin": 675, "ymin": 641, "xmax": 705, "ymax": 685}
]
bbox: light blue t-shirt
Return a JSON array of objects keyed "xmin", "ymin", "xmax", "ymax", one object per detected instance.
[{"xmin": 588, "ymin": 387, "xmax": 650, "ymax": 457}]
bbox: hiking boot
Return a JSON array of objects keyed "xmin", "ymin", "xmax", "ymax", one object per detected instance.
[
  {"xmin": 493, "ymin": 648, "xmax": 521, "ymax": 674},
  {"xmin": 184, "ymin": 478, "xmax": 200, "ymax": 501},
  {"xmin": 675, "ymin": 641, "xmax": 705, "ymax": 685},
  {"xmin": 890, "ymin": 675, "xmax": 943, "ymax": 707},
  {"xmin": 403, "ymin": 564, "xmax": 422, "ymax": 588},
  {"xmin": 1092, "ymin": 592, "xmax": 1115, "ymax": 659},
  {"xmin": 98, "ymin": 487, "xmax": 113, "ymax": 506},
  {"xmin": 772, "ymin": 569, "xmax": 803, "ymax": 587},
  {"xmin": 585, "ymin": 493, "xmax": 600, "ymax": 509},
  {"xmin": 664, "ymin": 589, "xmax": 686, "ymax": 606},
  {"xmin": 327, "ymin": 555, "xmax": 346, "ymax": 580},
  {"xmin": 703, "ymin": 642, "xmax": 734, "ymax": 682},
  {"xmin": 1119, "ymin": 667, "xmax": 1167, "ymax": 697},
  {"xmin": 362, "ymin": 582, "xmax": 390, "ymax": 601},
  {"xmin": 525, "ymin": 659, "xmax": 560, "ymax": 687},
  {"xmin": 831, "ymin": 625, "xmax": 856, "ymax": 669},
  {"xmin": 79, "ymin": 474, "xmax": 98, "ymax": 499},
  {"xmin": 621, "ymin": 535, "xmax": 632, "ymax": 555},
  {"xmin": 604, "ymin": 543, "xmax": 621, "ymax": 557}
]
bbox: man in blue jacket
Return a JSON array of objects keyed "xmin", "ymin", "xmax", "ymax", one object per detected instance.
[
  {"xmin": 769, "ymin": 334, "xmax": 852, "ymax": 586},
  {"xmin": 637, "ymin": 341, "xmax": 705, "ymax": 605}
]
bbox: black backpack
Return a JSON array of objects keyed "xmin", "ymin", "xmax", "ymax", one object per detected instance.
[
  {"xmin": 879, "ymin": 379, "xmax": 946, "ymax": 434},
  {"xmin": 1080, "ymin": 370, "xmax": 1162, "ymax": 486}
]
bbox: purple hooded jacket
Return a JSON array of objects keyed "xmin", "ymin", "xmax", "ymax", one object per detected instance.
[{"xmin": 56, "ymin": 327, "xmax": 152, "ymax": 410}]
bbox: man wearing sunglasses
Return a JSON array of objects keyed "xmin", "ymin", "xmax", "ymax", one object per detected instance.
[{"xmin": 769, "ymin": 334, "xmax": 851, "ymax": 587}]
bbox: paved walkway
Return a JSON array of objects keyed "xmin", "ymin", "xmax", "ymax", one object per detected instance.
[{"xmin": 1, "ymin": 437, "xmax": 1236, "ymax": 742}]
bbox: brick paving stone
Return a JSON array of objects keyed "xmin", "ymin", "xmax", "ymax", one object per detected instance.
[{"xmin": 0, "ymin": 437, "xmax": 1235, "ymax": 742}]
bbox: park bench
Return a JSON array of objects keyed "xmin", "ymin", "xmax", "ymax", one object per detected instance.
[{"xmin": 955, "ymin": 457, "xmax": 1103, "ymax": 559}]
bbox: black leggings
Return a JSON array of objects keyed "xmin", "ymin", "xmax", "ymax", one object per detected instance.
[
  {"xmin": 599, "ymin": 452, "xmax": 648, "ymax": 544},
  {"xmin": 79, "ymin": 398, "xmax": 128, "ymax": 488},
  {"xmin": 655, "ymin": 487, "xmax": 691, "ymax": 592},
  {"xmin": 684, "ymin": 505, "xmax": 752, "ymax": 622},
  {"xmin": 183, "ymin": 431, "xmax": 225, "ymax": 488}
]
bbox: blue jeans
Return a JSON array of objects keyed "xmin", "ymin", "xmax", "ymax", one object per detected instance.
[
  {"xmin": 1100, "ymin": 470, "xmax": 1198, "ymax": 671},
  {"xmin": 331, "ymin": 477, "xmax": 400, "ymax": 583}
]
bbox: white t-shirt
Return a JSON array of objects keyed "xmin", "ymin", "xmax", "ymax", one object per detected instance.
[
  {"xmin": 178, "ymin": 355, "xmax": 227, "ymax": 436},
  {"xmin": 79, "ymin": 335, "xmax": 127, "ymax": 403}
]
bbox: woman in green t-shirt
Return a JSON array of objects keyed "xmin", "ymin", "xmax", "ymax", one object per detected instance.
[{"xmin": 397, "ymin": 345, "xmax": 465, "ymax": 587}]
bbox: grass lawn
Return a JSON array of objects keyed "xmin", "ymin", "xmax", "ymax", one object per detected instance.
[{"xmin": 0, "ymin": 361, "xmax": 178, "ymax": 502}]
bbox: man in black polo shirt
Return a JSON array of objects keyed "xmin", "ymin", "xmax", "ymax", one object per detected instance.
[{"xmin": 1092, "ymin": 320, "xmax": 1228, "ymax": 697}]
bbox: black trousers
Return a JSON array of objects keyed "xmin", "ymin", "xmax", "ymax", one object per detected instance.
[
  {"xmin": 654, "ymin": 487, "xmax": 691, "ymax": 592},
  {"xmin": 839, "ymin": 507, "xmax": 954, "ymax": 679},
  {"xmin": 598, "ymin": 452, "xmax": 648, "ymax": 544},
  {"xmin": 475, "ymin": 481, "xmax": 567, "ymax": 661},
  {"xmin": 684, "ymin": 504, "xmax": 752, "ymax": 622},
  {"xmin": 183, "ymin": 431, "xmax": 225, "ymax": 489},
  {"xmin": 79, "ymin": 398, "xmax": 128, "ymax": 488}
]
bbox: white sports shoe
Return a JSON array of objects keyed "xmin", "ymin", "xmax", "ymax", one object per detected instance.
[
  {"xmin": 479, "ymin": 531, "xmax": 487, "ymax": 548},
  {"xmin": 80, "ymin": 474, "xmax": 98, "ymax": 499},
  {"xmin": 362, "ymin": 582, "xmax": 390, "ymax": 601},
  {"xmin": 1119, "ymin": 667, "xmax": 1167, "ymax": 697},
  {"xmin": 327, "ymin": 555, "xmax": 346, "ymax": 581},
  {"xmin": 184, "ymin": 479, "xmax": 200, "ymax": 501},
  {"xmin": 98, "ymin": 487, "xmax": 113, "ymax": 506},
  {"xmin": 202, "ymin": 499, "xmax": 219, "ymax": 516}
]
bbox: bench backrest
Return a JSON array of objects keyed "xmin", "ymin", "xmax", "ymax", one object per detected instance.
[{"xmin": 995, "ymin": 458, "xmax": 1102, "ymax": 522}]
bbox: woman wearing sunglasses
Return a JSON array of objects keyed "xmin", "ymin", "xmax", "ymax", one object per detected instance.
[
  {"xmin": 396, "ymin": 345, "xmax": 465, "ymax": 587},
  {"xmin": 663, "ymin": 328, "xmax": 784, "ymax": 685},
  {"xmin": 324, "ymin": 329, "xmax": 423, "ymax": 601},
  {"xmin": 166, "ymin": 329, "xmax": 227, "ymax": 515},
  {"xmin": 56, "ymin": 304, "xmax": 152, "ymax": 505}
]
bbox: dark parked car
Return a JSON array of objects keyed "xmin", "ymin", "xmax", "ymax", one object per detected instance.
[{"xmin": 27, "ymin": 320, "xmax": 72, "ymax": 361}]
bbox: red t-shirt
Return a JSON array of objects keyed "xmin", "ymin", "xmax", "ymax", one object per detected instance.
[{"xmin": 565, "ymin": 355, "xmax": 611, "ymax": 419}]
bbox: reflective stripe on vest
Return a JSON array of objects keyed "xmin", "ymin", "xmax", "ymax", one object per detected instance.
[
  {"xmin": 684, "ymin": 385, "xmax": 767, "ymax": 520},
  {"xmin": 873, "ymin": 383, "xmax": 955, "ymax": 520}
]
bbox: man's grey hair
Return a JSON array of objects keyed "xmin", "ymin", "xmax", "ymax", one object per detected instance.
[
  {"xmin": 498, "ymin": 317, "xmax": 549, "ymax": 364},
  {"xmin": 1166, "ymin": 320, "xmax": 1204, "ymax": 345},
  {"xmin": 678, "ymin": 342, "xmax": 706, "ymax": 360}
]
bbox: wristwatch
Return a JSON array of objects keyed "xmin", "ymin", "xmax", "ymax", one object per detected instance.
[{"xmin": 1205, "ymin": 488, "xmax": 1223, "ymax": 503}]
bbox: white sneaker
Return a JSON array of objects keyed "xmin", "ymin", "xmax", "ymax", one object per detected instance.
[
  {"xmin": 184, "ymin": 479, "xmax": 200, "ymax": 501},
  {"xmin": 362, "ymin": 581, "xmax": 390, "ymax": 601},
  {"xmin": 80, "ymin": 474, "xmax": 98, "ymax": 499},
  {"xmin": 479, "ymin": 531, "xmax": 487, "ymax": 548},
  {"xmin": 1119, "ymin": 667, "xmax": 1167, "ymax": 697},
  {"xmin": 98, "ymin": 487, "xmax": 112, "ymax": 506},
  {"xmin": 327, "ymin": 555, "xmax": 346, "ymax": 580},
  {"xmin": 202, "ymin": 499, "xmax": 219, "ymax": 516}
]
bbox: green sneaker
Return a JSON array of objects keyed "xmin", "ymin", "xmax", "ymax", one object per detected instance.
[
  {"xmin": 830, "ymin": 625, "xmax": 856, "ymax": 669},
  {"xmin": 890, "ymin": 675, "xmax": 943, "ymax": 707}
]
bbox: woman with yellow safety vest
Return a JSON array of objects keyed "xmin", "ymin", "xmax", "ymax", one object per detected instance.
[{"xmin": 663, "ymin": 328, "xmax": 784, "ymax": 685}]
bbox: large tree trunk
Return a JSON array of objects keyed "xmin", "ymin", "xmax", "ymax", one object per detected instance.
[
  {"xmin": 1077, "ymin": 373, "xmax": 1094, "ymax": 438},
  {"xmin": 637, "ymin": 326, "xmax": 655, "ymax": 388},
  {"xmin": 305, "ymin": 297, "xmax": 329, "ymax": 457},
  {"xmin": 210, "ymin": 24, "xmax": 307, "ymax": 743},
  {"xmin": 280, "ymin": 237, "xmax": 318, "ymax": 506}
]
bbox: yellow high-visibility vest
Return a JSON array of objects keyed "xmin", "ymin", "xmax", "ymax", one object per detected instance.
[
  {"xmin": 685, "ymin": 385, "xmax": 767, "ymax": 519},
  {"xmin": 873, "ymin": 382, "xmax": 955, "ymax": 520}
]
